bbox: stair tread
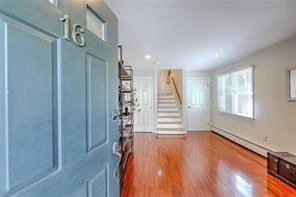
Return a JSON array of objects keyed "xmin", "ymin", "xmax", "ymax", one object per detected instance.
[
  {"xmin": 157, "ymin": 132, "xmax": 186, "ymax": 135},
  {"xmin": 158, "ymin": 111, "xmax": 179, "ymax": 113},
  {"xmin": 158, "ymin": 107, "xmax": 177, "ymax": 109},
  {"xmin": 158, "ymin": 122, "xmax": 182, "ymax": 124},
  {"xmin": 158, "ymin": 117, "xmax": 180, "ymax": 118},
  {"xmin": 157, "ymin": 128, "xmax": 185, "ymax": 131},
  {"xmin": 158, "ymin": 113, "xmax": 178, "ymax": 114},
  {"xmin": 158, "ymin": 113, "xmax": 180, "ymax": 115},
  {"xmin": 158, "ymin": 118, "xmax": 181, "ymax": 120},
  {"xmin": 158, "ymin": 111, "xmax": 178, "ymax": 112},
  {"xmin": 158, "ymin": 107, "xmax": 178, "ymax": 109},
  {"xmin": 158, "ymin": 112, "xmax": 179, "ymax": 113}
]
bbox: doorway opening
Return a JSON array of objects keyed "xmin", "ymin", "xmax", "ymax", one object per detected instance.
[{"xmin": 156, "ymin": 69, "xmax": 186, "ymax": 135}]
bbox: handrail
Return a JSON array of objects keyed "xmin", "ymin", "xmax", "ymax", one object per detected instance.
[
  {"xmin": 171, "ymin": 77, "xmax": 182, "ymax": 105},
  {"xmin": 166, "ymin": 70, "xmax": 171, "ymax": 84},
  {"xmin": 167, "ymin": 69, "xmax": 182, "ymax": 105}
]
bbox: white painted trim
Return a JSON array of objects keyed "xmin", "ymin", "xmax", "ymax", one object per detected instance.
[
  {"xmin": 153, "ymin": 69, "xmax": 158, "ymax": 133},
  {"xmin": 181, "ymin": 69, "xmax": 186, "ymax": 131},
  {"xmin": 211, "ymin": 126, "xmax": 271, "ymax": 157}
]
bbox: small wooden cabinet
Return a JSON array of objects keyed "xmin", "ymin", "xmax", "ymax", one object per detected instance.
[{"xmin": 267, "ymin": 152, "xmax": 296, "ymax": 187}]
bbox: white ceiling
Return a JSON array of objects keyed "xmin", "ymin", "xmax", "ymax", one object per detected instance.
[{"xmin": 105, "ymin": 0, "xmax": 296, "ymax": 71}]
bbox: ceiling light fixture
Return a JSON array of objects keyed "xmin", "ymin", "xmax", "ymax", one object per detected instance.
[{"xmin": 145, "ymin": 54, "xmax": 151, "ymax": 59}]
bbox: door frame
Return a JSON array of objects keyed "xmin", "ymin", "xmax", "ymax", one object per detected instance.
[
  {"xmin": 134, "ymin": 76, "xmax": 154, "ymax": 133},
  {"xmin": 185, "ymin": 77, "xmax": 211, "ymax": 131}
]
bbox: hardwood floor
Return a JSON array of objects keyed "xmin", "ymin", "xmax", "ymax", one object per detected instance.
[{"xmin": 121, "ymin": 131, "xmax": 296, "ymax": 197}]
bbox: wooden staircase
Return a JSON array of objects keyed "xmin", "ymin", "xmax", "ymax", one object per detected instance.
[{"xmin": 157, "ymin": 94, "xmax": 186, "ymax": 135}]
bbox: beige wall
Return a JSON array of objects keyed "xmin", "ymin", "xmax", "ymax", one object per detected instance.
[
  {"xmin": 211, "ymin": 38, "xmax": 296, "ymax": 155},
  {"xmin": 157, "ymin": 69, "xmax": 171, "ymax": 95},
  {"xmin": 134, "ymin": 69, "xmax": 154, "ymax": 77},
  {"xmin": 170, "ymin": 69, "xmax": 183, "ymax": 100}
]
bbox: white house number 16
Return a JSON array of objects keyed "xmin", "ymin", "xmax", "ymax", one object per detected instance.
[{"xmin": 59, "ymin": 15, "xmax": 86, "ymax": 47}]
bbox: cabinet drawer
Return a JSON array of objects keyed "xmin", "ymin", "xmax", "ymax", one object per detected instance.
[{"xmin": 278, "ymin": 160, "xmax": 296, "ymax": 183}]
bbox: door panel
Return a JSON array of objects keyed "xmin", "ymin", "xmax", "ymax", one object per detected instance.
[
  {"xmin": 0, "ymin": 1, "xmax": 118, "ymax": 196},
  {"xmin": 86, "ymin": 53, "xmax": 107, "ymax": 152},
  {"xmin": 134, "ymin": 77, "xmax": 153, "ymax": 132},
  {"xmin": 0, "ymin": 17, "xmax": 59, "ymax": 192},
  {"xmin": 87, "ymin": 166, "xmax": 108, "ymax": 197},
  {"xmin": 186, "ymin": 78, "xmax": 210, "ymax": 131}
]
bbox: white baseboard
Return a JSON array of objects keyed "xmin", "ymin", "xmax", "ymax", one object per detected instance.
[{"xmin": 211, "ymin": 126, "xmax": 270, "ymax": 157}]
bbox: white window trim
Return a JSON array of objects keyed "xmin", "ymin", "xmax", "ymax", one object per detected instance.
[
  {"xmin": 216, "ymin": 65, "xmax": 255, "ymax": 120},
  {"xmin": 288, "ymin": 67, "xmax": 296, "ymax": 101}
]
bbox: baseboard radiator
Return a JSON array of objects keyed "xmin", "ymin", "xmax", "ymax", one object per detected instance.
[{"xmin": 211, "ymin": 126, "xmax": 270, "ymax": 157}]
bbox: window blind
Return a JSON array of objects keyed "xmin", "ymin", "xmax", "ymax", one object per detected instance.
[
  {"xmin": 290, "ymin": 69, "xmax": 296, "ymax": 98},
  {"xmin": 217, "ymin": 66, "xmax": 254, "ymax": 118}
]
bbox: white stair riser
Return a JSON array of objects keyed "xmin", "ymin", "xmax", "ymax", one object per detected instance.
[
  {"xmin": 157, "ymin": 130, "xmax": 186, "ymax": 135},
  {"xmin": 157, "ymin": 124, "xmax": 182, "ymax": 129},
  {"xmin": 158, "ymin": 100, "xmax": 176, "ymax": 103},
  {"xmin": 158, "ymin": 117, "xmax": 181, "ymax": 122},
  {"xmin": 158, "ymin": 97, "xmax": 175, "ymax": 100},
  {"xmin": 158, "ymin": 112, "xmax": 180, "ymax": 117},
  {"xmin": 158, "ymin": 108, "xmax": 178, "ymax": 112},
  {"xmin": 158, "ymin": 95, "xmax": 174, "ymax": 99},
  {"xmin": 158, "ymin": 103, "xmax": 177, "ymax": 108}
]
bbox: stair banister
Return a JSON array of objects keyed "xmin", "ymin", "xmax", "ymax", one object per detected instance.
[
  {"xmin": 171, "ymin": 77, "xmax": 182, "ymax": 105},
  {"xmin": 167, "ymin": 70, "xmax": 182, "ymax": 105}
]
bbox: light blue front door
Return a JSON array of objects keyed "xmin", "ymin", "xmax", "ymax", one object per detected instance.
[{"xmin": 0, "ymin": 0, "xmax": 119, "ymax": 196}]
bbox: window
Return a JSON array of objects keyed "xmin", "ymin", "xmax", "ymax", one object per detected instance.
[
  {"xmin": 289, "ymin": 69, "xmax": 296, "ymax": 99},
  {"xmin": 217, "ymin": 66, "xmax": 254, "ymax": 118},
  {"xmin": 87, "ymin": 6, "xmax": 106, "ymax": 41}
]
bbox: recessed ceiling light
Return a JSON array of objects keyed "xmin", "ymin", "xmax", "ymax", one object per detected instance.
[
  {"xmin": 156, "ymin": 62, "xmax": 160, "ymax": 65},
  {"xmin": 145, "ymin": 54, "xmax": 151, "ymax": 59},
  {"xmin": 214, "ymin": 54, "xmax": 220, "ymax": 59}
]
